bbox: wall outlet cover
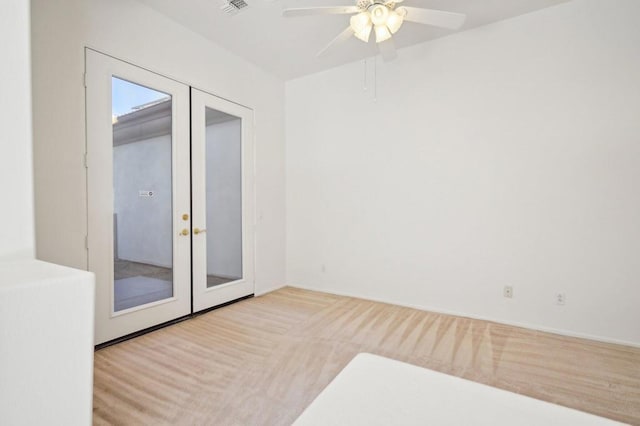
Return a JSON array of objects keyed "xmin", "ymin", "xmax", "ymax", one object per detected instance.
[{"xmin": 504, "ymin": 286, "xmax": 513, "ymax": 298}]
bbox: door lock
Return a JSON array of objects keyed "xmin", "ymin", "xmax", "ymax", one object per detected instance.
[{"xmin": 179, "ymin": 228, "xmax": 189, "ymax": 236}]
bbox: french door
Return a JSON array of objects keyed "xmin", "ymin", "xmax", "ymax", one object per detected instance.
[
  {"xmin": 86, "ymin": 50, "xmax": 254, "ymax": 345},
  {"xmin": 190, "ymin": 89, "xmax": 254, "ymax": 312}
]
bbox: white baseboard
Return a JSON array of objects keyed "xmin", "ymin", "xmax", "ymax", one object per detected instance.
[
  {"xmin": 287, "ymin": 283, "xmax": 640, "ymax": 349},
  {"xmin": 254, "ymin": 282, "xmax": 287, "ymax": 297}
]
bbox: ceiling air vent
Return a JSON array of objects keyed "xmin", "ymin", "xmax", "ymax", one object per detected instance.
[{"xmin": 220, "ymin": 0, "xmax": 249, "ymax": 15}]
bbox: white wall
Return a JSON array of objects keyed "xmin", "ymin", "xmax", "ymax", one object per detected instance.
[
  {"xmin": 286, "ymin": 0, "xmax": 640, "ymax": 346},
  {"xmin": 32, "ymin": 0, "xmax": 286, "ymax": 294},
  {"xmin": 114, "ymin": 135, "xmax": 173, "ymax": 268},
  {"xmin": 205, "ymin": 119, "xmax": 243, "ymax": 279},
  {"xmin": 0, "ymin": 0, "xmax": 34, "ymax": 259},
  {"xmin": 2, "ymin": 6, "xmax": 93, "ymax": 422}
]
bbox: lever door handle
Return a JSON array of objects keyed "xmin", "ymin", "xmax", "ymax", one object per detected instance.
[{"xmin": 193, "ymin": 228, "xmax": 207, "ymax": 235}]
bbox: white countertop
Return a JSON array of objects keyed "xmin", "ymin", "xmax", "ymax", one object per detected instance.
[
  {"xmin": 0, "ymin": 258, "xmax": 93, "ymax": 290},
  {"xmin": 295, "ymin": 353, "xmax": 623, "ymax": 426}
]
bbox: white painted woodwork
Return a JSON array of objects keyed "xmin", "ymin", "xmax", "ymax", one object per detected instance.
[
  {"xmin": 191, "ymin": 88, "xmax": 255, "ymax": 312},
  {"xmin": 86, "ymin": 50, "xmax": 191, "ymax": 344}
]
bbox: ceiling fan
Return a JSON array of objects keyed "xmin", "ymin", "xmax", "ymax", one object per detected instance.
[{"xmin": 282, "ymin": 0, "xmax": 466, "ymax": 61}]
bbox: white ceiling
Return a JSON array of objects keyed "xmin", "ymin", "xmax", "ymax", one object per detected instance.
[{"xmin": 137, "ymin": 0, "xmax": 569, "ymax": 80}]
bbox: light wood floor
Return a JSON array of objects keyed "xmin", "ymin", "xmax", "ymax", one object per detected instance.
[{"xmin": 93, "ymin": 287, "xmax": 640, "ymax": 425}]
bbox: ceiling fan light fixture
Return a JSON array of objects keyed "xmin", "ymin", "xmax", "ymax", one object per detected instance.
[
  {"xmin": 350, "ymin": 12, "xmax": 372, "ymax": 42},
  {"xmin": 282, "ymin": 1, "xmax": 467, "ymax": 58},
  {"xmin": 369, "ymin": 4, "xmax": 389, "ymax": 26},
  {"xmin": 386, "ymin": 9, "xmax": 404, "ymax": 34},
  {"xmin": 354, "ymin": 25, "xmax": 373, "ymax": 42},
  {"xmin": 374, "ymin": 24, "xmax": 392, "ymax": 43}
]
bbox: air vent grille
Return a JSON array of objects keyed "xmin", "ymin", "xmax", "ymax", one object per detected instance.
[{"xmin": 220, "ymin": 0, "xmax": 249, "ymax": 15}]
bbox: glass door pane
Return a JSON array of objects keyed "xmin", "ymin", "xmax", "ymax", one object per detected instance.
[
  {"xmin": 112, "ymin": 77, "xmax": 174, "ymax": 312},
  {"xmin": 204, "ymin": 107, "xmax": 242, "ymax": 288}
]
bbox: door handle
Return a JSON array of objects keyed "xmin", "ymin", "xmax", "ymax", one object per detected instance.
[
  {"xmin": 193, "ymin": 228, "xmax": 207, "ymax": 235},
  {"xmin": 179, "ymin": 228, "xmax": 189, "ymax": 236}
]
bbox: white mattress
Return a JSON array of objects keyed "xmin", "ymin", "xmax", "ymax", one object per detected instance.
[{"xmin": 294, "ymin": 353, "xmax": 623, "ymax": 426}]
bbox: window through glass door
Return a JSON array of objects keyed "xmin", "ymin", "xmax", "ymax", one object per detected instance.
[{"xmin": 112, "ymin": 77, "xmax": 175, "ymax": 312}]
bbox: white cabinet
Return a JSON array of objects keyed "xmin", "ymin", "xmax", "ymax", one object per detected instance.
[{"xmin": 0, "ymin": 260, "xmax": 94, "ymax": 425}]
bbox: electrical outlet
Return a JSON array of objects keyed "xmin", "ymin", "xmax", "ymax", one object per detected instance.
[
  {"xmin": 503, "ymin": 286, "xmax": 513, "ymax": 298},
  {"xmin": 555, "ymin": 293, "xmax": 566, "ymax": 305}
]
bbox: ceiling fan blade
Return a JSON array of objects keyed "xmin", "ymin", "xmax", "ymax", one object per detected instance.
[
  {"xmin": 317, "ymin": 26, "xmax": 354, "ymax": 57},
  {"xmin": 399, "ymin": 7, "xmax": 466, "ymax": 30},
  {"xmin": 377, "ymin": 39, "xmax": 397, "ymax": 62},
  {"xmin": 283, "ymin": 6, "xmax": 360, "ymax": 17}
]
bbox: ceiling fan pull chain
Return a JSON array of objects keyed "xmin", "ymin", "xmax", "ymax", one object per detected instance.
[
  {"xmin": 363, "ymin": 58, "xmax": 367, "ymax": 91},
  {"xmin": 373, "ymin": 56, "xmax": 377, "ymax": 103}
]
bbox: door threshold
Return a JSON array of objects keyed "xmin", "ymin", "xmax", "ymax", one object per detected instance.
[{"xmin": 95, "ymin": 294, "xmax": 254, "ymax": 350}]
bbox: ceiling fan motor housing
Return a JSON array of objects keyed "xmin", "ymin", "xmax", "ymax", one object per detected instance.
[{"xmin": 356, "ymin": 0, "xmax": 371, "ymax": 10}]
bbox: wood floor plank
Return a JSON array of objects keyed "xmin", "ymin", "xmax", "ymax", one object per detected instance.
[{"xmin": 93, "ymin": 287, "xmax": 640, "ymax": 425}]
